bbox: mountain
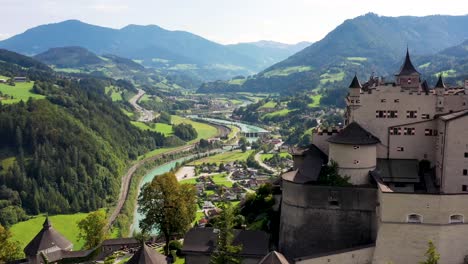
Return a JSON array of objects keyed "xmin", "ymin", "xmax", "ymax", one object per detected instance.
[
  {"xmin": 34, "ymin": 46, "xmax": 104, "ymax": 68},
  {"xmin": 199, "ymin": 13, "xmax": 468, "ymax": 93},
  {"xmin": 0, "ymin": 20, "xmax": 307, "ymax": 80},
  {"xmin": 227, "ymin": 41, "xmax": 312, "ymax": 70}
]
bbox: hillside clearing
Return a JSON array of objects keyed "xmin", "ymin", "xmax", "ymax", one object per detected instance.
[
  {"xmin": 0, "ymin": 81, "xmax": 45, "ymax": 104},
  {"xmin": 188, "ymin": 150, "xmax": 254, "ymax": 165}
]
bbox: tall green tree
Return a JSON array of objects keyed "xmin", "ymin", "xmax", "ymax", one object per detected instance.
[
  {"xmin": 138, "ymin": 172, "xmax": 196, "ymax": 255},
  {"xmin": 420, "ymin": 240, "xmax": 440, "ymax": 264},
  {"xmin": 0, "ymin": 224, "xmax": 22, "ymax": 263},
  {"xmin": 77, "ymin": 210, "xmax": 107, "ymax": 249},
  {"xmin": 210, "ymin": 202, "xmax": 242, "ymax": 264}
]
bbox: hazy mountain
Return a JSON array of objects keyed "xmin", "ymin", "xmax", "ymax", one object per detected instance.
[
  {"xmin": 0, "ymin": 20, "xmax": 310, "ymax": 80},
  {"xmin": 199, "ymin": 13, "xmax": 468, "ymax": 93},
  {"xmin": 227, "ymin": 40, "xmax": 312, "ymax": 70},
  {"xmin": 34, "ymin": 46, "xmax": 105, "ymax": 68}
]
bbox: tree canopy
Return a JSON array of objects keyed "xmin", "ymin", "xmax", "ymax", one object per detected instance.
[{"xmin": 77, "ymin": 210, "xmax": 107, "ymax": 249}]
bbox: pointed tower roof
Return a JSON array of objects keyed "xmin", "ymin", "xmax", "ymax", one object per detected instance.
[
  {"xmin": 24, "ymin": 217, "xmax": 73, "ymax": 256},
  {"xmin": 327, "ymin": 122, "xmax": 380, "ymax": 145},
  {"xmin": 127, "ymin": 243, "xmax": 169, "ymax": 264},
  {"xmin": 435, "ymin": 74, "xmax": 446, "ymax": 88},
  {"xmin": 258, "ymin": 251, "xmax": 290, "ymax": 264},
  {"xmin": 396, "ymin": 48, "xmax": 420, "ymax": 76},
  {"xmin": 349, "ymin": 74, "xmax": 362, "ymax": 88}
]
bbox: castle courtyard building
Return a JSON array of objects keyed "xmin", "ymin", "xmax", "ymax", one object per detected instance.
[{"xmin": 279, "ymin": 50, "xmax": 468, "ymax": 263}]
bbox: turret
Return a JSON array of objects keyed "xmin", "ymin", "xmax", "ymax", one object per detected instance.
[
  {"xmin": 346, "ymin": 74, "xmax": 362, "ymax": 124},
  {"xmin": 435, "ymin": 74, "xmax": 445, "ymax": 112},
  {"xmin": 327, "ymin": 122, "xmax": 380, "ymax": 185},
  {"xmin": 395, "ymin": 48, "xmax": 420, "ymax": 89}
]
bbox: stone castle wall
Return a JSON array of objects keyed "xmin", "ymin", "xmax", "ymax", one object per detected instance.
[{"xmin": 279, "ymin": 182, "xmax": 377, "ymax": 259}]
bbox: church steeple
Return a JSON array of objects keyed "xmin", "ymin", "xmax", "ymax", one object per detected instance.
[
  {"xmin": 396, "ymin": 48, "xmax": 420, "ymax": 76},
  {"xmin": 349, "ymin": 74, "xmax": 362, "ymax": 89},
  {"xmin": 435, "ymin": 74, "xmax": 446, "ymax": 88}
]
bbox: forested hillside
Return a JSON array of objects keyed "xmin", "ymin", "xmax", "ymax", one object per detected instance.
[{"xmin": 0, "ymin": 50, "xmax": 175, "ymax": 227}]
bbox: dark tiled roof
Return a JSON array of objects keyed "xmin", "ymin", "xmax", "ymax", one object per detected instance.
[
  {"xmin": 127, "ymin": 244, "xmax": 170, "ymax": 264},
  {"xmin": 349, "ymin": 74, "xmax": 362, "ymax": 89},
  {"xmin": 24, "ymin": 217, "xmax": 73, "ymax": 256},
  {"xmin": 327, "ymin": 122, "xmax": 380, "ymax": 145},
  {"xmin": 182, "ymin": 228, "xmax": 269, "ymax": 257},
  {"xmin": 258, "ymin": 251, "xmax": 290, "ymax": 264},
  {"xmin": 373, "ymin": 159, "xmax": 419, "ymax": 183},
  {"xmin": 282, "ymin": 145, "xmax": 327, "ymax": 184},
  {"xmin": 396, "ymin": 49, "xmax": 420, "ymax": 76},
  {"xmin": 102, "ymin": 237, "xmax": 139, "ymax": 246},
  {"xmin": 421, "ymin": 80, "xmax": 430, "ymax": 93},
  {"xmin": 438, "ymin": 109, "xmax": 468, "ymax": 121},
  {"xmin": 435, "ymin": 74, "xmax": 446, "ymax": 88}
]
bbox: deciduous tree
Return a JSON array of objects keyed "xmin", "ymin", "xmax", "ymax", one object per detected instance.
[
  {"xmin": 0, "ymin": 224, "xmax": 21, "ymax": 263},
  {"xmin": 138, "ymin": 172, "xmax": 196, "ymax": 255},
  {"xmin": 77, "ymin": 210, "xmax": 107, "ymax": 249}
]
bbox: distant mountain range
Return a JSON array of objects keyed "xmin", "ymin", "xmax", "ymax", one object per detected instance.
[
  {"xmin": 199, "ymin": 13, "xmax": 468, "ymax": 93},
  {"xmin": 0, "ymin": 20, "xmax": 308, "ymax": 80}
]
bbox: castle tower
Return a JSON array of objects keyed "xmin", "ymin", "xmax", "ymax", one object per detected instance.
[
  {"xmin": 345, "ymin": 74, "xmax": 362, "ymax": 124},
  {"xmin": 435, "ymin": 74, "xmax": 445, "ymax": 113},
  {"xmin": 327, "ymin": 122, "xmax": 380, "ymax": 185},
  {"xmin": 395, "ymin": 49, "xmax": 420, "ymax": 90}
]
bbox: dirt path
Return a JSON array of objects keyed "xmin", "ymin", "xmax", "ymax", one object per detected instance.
[{"xmin": 254, "ymin": 151, "xmax": 277, "ymax": 173}]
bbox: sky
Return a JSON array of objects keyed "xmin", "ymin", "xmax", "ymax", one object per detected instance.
[{"xmin": 1, "ymin": 0, "xmax": 466, "ymax": 44}]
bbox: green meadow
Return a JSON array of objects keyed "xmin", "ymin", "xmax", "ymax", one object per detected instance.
[{"xmin": 0, "ymin": 81, "xmax": 45, "ymax": 104}]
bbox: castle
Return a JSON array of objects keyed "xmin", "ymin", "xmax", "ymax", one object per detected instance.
[{"xmin": 279, "ymin": 50, "xmax": 468, "ymax": 264}]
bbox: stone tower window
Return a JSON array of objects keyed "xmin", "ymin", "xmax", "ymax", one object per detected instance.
[
  {"xmin": 449, "ymin": 214, "xmax": 464, "ymax": 224},
  {"xmin": 407, "ymin": 214, "xmax": 422, "ymax": 223}
]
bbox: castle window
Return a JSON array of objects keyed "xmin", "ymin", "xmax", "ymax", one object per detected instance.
[
  {"xmin": 329, "ymin": 200, "xmax": 340, "ymax": 207},
  {"xmin": 397, "ymin": 147, "xmax": 404, "ymax": 152},
  {"xmin": 390, "ymin": 127, "xmax": 401, "ymax": 135},
  {"xmin": 353, "ymin": 146, "xmax": 360, "ymax": 149},
  {"xmin": 425, "ymin": 129, "xmax": 434, "ymax": 136},
  {"xmin": 406, "ymin": 110, "xmax": 417, "ymax": 118},
  {"xmin": 388, "ymin": 110, "xmax": 398, "ymax": 118},
  {"xmin": 465, "ymin": 152, "xmax": 468, "ymax": 158},
  {"xmin": 422, "ymin": 114, "xmax": 430, "ymax": 119},
  {"xmin": 380, "ymin": 99, "xmax": 386, "ymax": 103},
  {"xmin": 376, "ymin": 110, "xmax": 386, "ymax": 118},
  {"xmin": 463, "ymin": 185, "xmax": 467, "ymax": 192},
  {"xmin": 450, "ymin": 215, "xmax": 464, "ymax": 224},
  {"xmin": 394, "ymin": 99, "xmax": 400, "ymax": 103},
  {"xmin": 356, "ymin": 100, "xmax": 360, "ymax": 103},
  {"xmin": 350, "ymin": 100, "xmax": 354, "ymax": 103},
  {"xmin": 407, "ymin": 214, "xmax": 422, "ymax": 223},
  {"xmin": 463, "ymin": 169, "xmax": 467, "ymax": 176},
  {"xmin": 353, "ymin": 160, "xmax": 360, "ymax": 164},
  {"xmin": 404, "ymin": 128, "xmax": 415, "ymax": 135}
]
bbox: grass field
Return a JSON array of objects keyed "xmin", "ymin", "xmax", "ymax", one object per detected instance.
[
  {"xmin": 172, "ymin": 115, "xmax": 218, "ymax": 142},
  {"xmin": 9, "ymin": 211, "xmax": 102, "ymax": 252},
  {"xmin": 346, "ymin": 57, "xmax": 367, "ymax": 61},
  {"xmin": 260, "ymin": 152, "xmax": 292, "ymax": 161},
  {"xmin": 419, "ymin": 62, "xmax": 431, "ymax": 69},
  {"xmin": 120, "ymin": 108, "xmax": 135, "ymax": 117},
  {"xmin": 263, "ymin": 108, "xmax": 293, "ymax": 119},
  {"xmin": 263, "ymin": 66, "xmax": 313, "ymax": 77},
  {"xmin": 105, "ymin": 86, "xmax": 123, "ymax": 101},
  {"xmin": 0, "ymin": 81, "xmax": 45, "ymax": 104},
  {"xmin": 320, "ymin": 71, "xmax": 345, "ymax": 84},
  {"xmin": 434, "ymin": 69, "xmax": 457, "ymax": 77},
  {"xmin": 180, "ymin": 177, "xmax": 199, "ymax": 184},
  {"xmin": 308, "ymin": 94, "xmax": 322, "ymax": 108},
  {"xmin": 189, "ymin": 150, "xmax": 253, "ymax": 165},
  {"xmin": 211, "ymin": 173, "xmax": 233, "ymax": 187},
  {"xmin": 131, "ymin": 121, "xmax": 173, "ymax": 136},
  {"xmin": 259, "ymin": 101, "xmax": 277, "ymax": 109},
  {"xmin": 228, "ymin": 78, "xmax": 246, "ymax": 85}
]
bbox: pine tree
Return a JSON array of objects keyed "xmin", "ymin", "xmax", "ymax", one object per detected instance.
[
  {"xmin": 420, "ymin": 240, "xmax": 440, "ymax": 264},
  {"xmin": 210, "ymin": 202, "xmax": 242, "ymax": 264}
]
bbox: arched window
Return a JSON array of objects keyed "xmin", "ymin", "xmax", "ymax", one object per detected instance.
[
  {"xmin": 407, "ymin": 214, "xmax": 422, "ymax": 223},
  {"xmin": 449, "ymin": 214, "xmax": 464, "ymax": 224}
]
